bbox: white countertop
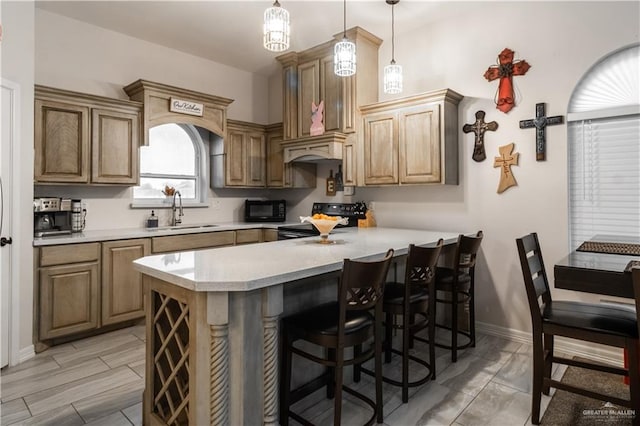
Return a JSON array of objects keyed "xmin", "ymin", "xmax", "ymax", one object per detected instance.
[
  {"xmin": 32, "ymin": 221, "xmax": 294, "ymax": 246},
  {"xmin": 133, "ymin": 227, "xmax": 462, "ymax": 292}
]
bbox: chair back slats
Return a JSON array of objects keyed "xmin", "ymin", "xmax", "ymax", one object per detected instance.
[
  {"xmin": 527, "ymin": 253, "xmax": 543, "ymax": 277},
  {"xmin": 516, "ymin": 233, "xmax": 552, "ymax": 325},
  {"xmin": 455, "ymin": 231, "xmax": 483, "ymax": 271},
  {"xmin": 531, "ymin": 274, "xmax": 548, "ymax": 299},
  {"xmin": 341, "ymin": 249, "xmax": 395, "ymax": 311},
  {"xmin": 406, "ymin": 240, "xmax": 443, "ymax": 288}
]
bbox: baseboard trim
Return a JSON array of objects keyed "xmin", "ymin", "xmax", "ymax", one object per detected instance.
[
  {"xmin": 476, "ymin": 321, "xmax": 624, "ymax": 367},
  {"xmin": 17, "ymin": 345, "xmax": 35, "ymax": 365}
]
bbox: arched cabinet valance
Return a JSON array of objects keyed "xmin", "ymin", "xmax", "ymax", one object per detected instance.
[{"xmin": 124, "ymin": 79, "xmax": 234, "ymax": 145}]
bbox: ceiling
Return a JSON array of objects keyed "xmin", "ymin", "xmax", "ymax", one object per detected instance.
[{"xmin": 35, "ymin": 0, "xmax": 481, "ymax": 76}]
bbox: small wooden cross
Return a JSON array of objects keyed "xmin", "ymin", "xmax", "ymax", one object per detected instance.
[
  {"xmin": 519, "ymin": 103, "xmax": 564, "ymax": 161},
  {"xmin": 463, "ymin": 110, "xmax": 498, "ymax": 162},
  {"xmin": 493, "ymin": 143, "xmax": 519, "ymax": 193}
]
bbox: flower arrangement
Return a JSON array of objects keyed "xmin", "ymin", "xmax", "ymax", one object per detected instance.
[{"xmin": 162, "ymin": 185, "xmax": 176, "ymax": 196}]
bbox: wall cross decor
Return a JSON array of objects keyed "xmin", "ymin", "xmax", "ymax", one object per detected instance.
[
  {"xmin": 484, "ymin": 48, "xmax": 531, "ymax": 113},
  {"xmin": 463, "ymin": 110, "xmax": 498, "ymax": 162},
  {"xmin": 519, "ymin": 103, "xmax": 564, "ymax": 161},
  {"xmin": 493, "ymin": 143, "xmax": 519, "ymax": 193}
]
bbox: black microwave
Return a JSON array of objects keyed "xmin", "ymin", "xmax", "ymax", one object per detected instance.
[{"xmin": 244, "ymin": 199, "xmax": 286, "ymax": 222}]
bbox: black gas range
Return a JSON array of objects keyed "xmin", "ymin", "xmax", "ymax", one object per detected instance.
[{"xmin": 277, "ymin": 202, "xmax": 366, "ymax": 240}]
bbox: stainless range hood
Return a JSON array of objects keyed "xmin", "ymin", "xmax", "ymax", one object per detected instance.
[{"xmin": 282, "ymin": 132, "xmax": 348, "ymax": 163}]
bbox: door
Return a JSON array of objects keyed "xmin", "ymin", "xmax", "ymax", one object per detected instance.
[
  {"xmin": 1, "ymin": 80, "xmax": 17, "ymax": 368},
  {"xmin": 91, "ymin": 108, "xmax": 139, "ymax": 184},
  {"xmin": 363, "ymin": 112, "xmax": 398, "ymax": 185}
]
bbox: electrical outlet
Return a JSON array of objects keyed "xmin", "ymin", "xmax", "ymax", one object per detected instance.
[
  {"xmin": 211, "ymin": 199, "xmax": 221, "ymax": 210},
  {"xmin": 344, "ymin": 186, "xmax": 355, "ymax": 196}
]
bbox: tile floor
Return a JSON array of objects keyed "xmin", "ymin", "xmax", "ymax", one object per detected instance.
[{"xmin": 0, "ymin": 325, "xmax": 565, "ymax": 425}]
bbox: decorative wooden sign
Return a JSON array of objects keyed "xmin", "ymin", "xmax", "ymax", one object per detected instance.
[
  {"xmin": 326, "ymin": 169, "xmax": 336, "ymax": 196},
  {"xmin": 170, "ymin": 98, "xmax": 204, "ymax": 116},
  {"xmin": 463, "ymin": 110, "xmax": 498, "ymax": 162},
  {"xmin": 493, "ymin": 143, "xmax": 519, "ymax": 193},
  {"xmin": 484, "ymin": 48, "xmax": 531, "ymax": 113},
  {"xmin": 310, "ymin": 100, "xmax": 325, "ymax": 136},
  {"xmin": 519, "ymin": 103, "xmax": 564, "ymax": 161}
]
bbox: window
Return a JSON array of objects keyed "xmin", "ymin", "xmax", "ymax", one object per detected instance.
[
  {"xmin": 133, "ymin": 123, "xmax": 207, "ymax": 204},
  {"xmin": 567, "ymin": 44, "xmax": 640, "ymax": 250}
]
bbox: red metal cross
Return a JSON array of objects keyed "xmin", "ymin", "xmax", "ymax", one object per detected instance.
[{"xmin": 484, "ymin": 48, "xmax": 531, "ymax": 113}]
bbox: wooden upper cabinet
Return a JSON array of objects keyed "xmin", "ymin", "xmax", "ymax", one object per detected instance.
[
  {"xmin": 398, "ymin": 105, "xmax": 441, "ymax": 184},
  {"xmin": 34, "ymin": 99, "xmax": 90, "ymax": 183},
  {"xmin": 277, "ymin": 27, "xmax": 382, "ymax": 142},
  {"xmin": 91, "ymin": 108, "xmax": 140, "ymax": 184},
  {"xmin": 223, "ymin": 120, "xmax": 266, "ymax": 187},
  {"xmin": 359, "ymin": 89, "xmax": 463, "ymax": 186},
  {"xmin": 363, "ymin": 112, "xmax": 398, "ymax": 185},
  {"xmin": 297, "ymin": 59, "xmax": 320, "ymax": 138},
  {"xmin": 34, "ymin": 86, "xmax": 142, "ymax": 185}
]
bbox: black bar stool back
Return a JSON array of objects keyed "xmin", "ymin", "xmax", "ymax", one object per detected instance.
[
  {"xmin": 378, "ymin": 240, "xmax": 443, "ymax": 403},
  {"xmin": 280, "ymin": 249, "xmax": 394, "ymax": 426},
  {"xmin": 434, "ymin": 231, "xmax": 483, "ymax": 362}
]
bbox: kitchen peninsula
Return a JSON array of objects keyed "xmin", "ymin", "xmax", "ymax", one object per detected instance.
[{"xmin": 133, "ymin": 227, "xmax": 461, "ymax": 425}]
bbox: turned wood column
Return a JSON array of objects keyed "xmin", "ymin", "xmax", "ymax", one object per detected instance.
[
  {"xmin": 207, "ymin": 292, "xmax": 230, "ymax": 426},
  {"xmin": 262, "ymin": 285, "xmax": 284, "ymax": 426}
]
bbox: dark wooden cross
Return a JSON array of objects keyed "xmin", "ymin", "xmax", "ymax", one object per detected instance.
[
  {"xmin": 484, "ymin": 48, "xmax": 531, "ymax": 113},
  {"xmin": 519, "ymin": 103, "xmax": 564, "ymax": 161},
  {"xmin": 493, "ymin": 143, "xmax": 519, "ymax": 193},
  {"xmin": 463, "ymin": 110, "xmax": 498, "ymax": 162}
]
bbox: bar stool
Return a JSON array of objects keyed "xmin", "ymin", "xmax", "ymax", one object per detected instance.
[
  {"xmin": 433, "ymin": 231, "xmax": 483, "ymax": 362},
  {"xmin": 364, "ymin": 241, "xmax": 443, "ymax": 404},
  {"xmin": 279, "ymin": 249, "xmax": 394, "ymax": 426}
]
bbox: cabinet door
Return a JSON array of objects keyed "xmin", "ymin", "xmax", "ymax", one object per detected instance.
[
  {"xmin": 91, "ymin": 108, "xmax": 140, "ymax": 184},
  {"xmin": 398, "ymin": 104, "xmax": 441, "ymax": 184},
  {"xmin": 246, "ymin": 132, "xmax": 266, "ymax": 187},
  {"xmin": 363, "ymin": 112, "xmax": 398, "ymax": 185},
  {"xmin": 34, "ymin": 99, "xmax": 90, "ymax": 183},
  {"xmin": 267, "ymin": 128, "xmax": 285, "ymax": 187},
  {"xmin": 236, "ymin": 229, "xmax": 263, "ymax": 245},
  {"xmin": 225, "ymin": 129, "xmax": 247, "ymax": 186},
  {"xmin": 101, "ymin": 239, "xmax": 150, "ymax": 326},
  {"xmin": 320, "ymin": 55, "xmax": 342, "ymax": 133},
  {"xmin": 40, "ymin": 262, "xmax": 99, "ymax": 339},
  {"xmin": 343, "ymin": 140, "xmax": 357, "ymax": 186},
  {"xmin": 297, "ymin": 60, "xmax": 320, "ymax": 138}
]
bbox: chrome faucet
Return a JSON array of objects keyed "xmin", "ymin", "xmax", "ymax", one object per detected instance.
[{"xmin": 171, "ymin": 191, "xmax": 184, "ymax": 226}]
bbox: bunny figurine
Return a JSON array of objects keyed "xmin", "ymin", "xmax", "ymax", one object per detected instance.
[{"xmin": 310, "ymin": 100, "xmax": 325, "ymax": 136}]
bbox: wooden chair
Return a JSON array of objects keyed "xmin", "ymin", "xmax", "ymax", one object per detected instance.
[
  {"xmin": 433, "ymin": 231, "xmax": 483, "ymax": 362},
  {"xmin": 279, "ymin": 249, "xmax": 394, "ymax": 426},
  {"xmin": 517, "ymin": 233, "xmax": 639, "ymax": 425}
]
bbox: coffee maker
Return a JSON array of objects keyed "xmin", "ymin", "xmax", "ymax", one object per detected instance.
[{"xmin": 34, "ymin": 197, "xmax": 73, "ymax": 237}]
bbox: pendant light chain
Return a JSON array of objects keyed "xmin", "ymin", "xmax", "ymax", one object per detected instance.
[
  {"xmin": 384, "ymin": 0, "xmax": 402, "ymax": 94},
  {"xmin": 334, "ymin": 0, "xmax": 356, "ymax": 77},
  {"xmin": 391, "ymin": 2, "xmax": 395, "ymax": 64}
]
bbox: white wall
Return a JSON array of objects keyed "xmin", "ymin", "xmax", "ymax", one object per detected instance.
[{"xmin": 1, "ymin": 1, "xmax": 35, "ymax": 360}]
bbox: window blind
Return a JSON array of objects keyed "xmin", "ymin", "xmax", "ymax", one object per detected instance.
[{"xmin": 568, "ymin": 114, "xmax": 640, "ymax": 250}]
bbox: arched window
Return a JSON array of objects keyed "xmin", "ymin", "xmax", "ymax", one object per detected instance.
[
  {"xmin": 567, "ymin": 43, "xmax": 640, "ymax": 249},
  {"xmin": 132, "ymin": 123, "xmax": 207, "ymax": 203}
]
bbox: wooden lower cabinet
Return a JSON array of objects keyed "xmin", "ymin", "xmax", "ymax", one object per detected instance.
[
  {"xmin": 151, "ymin": 231, "xmax": 235, "ymax": 253},
  {"xmin": 236, "ymin": 229, "xmax": 263, "ymax": 245},
  {"xmin": 39, "ymin": 261, "xmax": 100, "ymax": 340},
  {"xmin": 102, "ymin": 239, "xmax": 150, "ymax": 325}
]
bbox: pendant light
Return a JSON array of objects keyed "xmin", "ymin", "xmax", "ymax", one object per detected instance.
[
  {"xmin": 263, "ymin": 0, "xmax": 290, "ymax": 52},
  {"xmin": 384, "ymin": 0, "xmax": 403, "ymax": 94},
  {"xmin": 334, "ymin": 0, "xmax": 356, "ymax": 77}
]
